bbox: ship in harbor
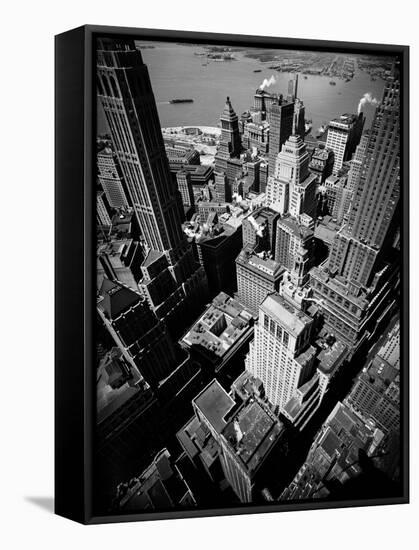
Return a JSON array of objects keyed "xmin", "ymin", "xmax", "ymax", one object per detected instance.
[
  {"xmin": 169, "ymin": 98, "xmax": 194, "ymax": 104},
  {"xmin": 253, "ymin": 69, "xmax": 262, "ymax": 73}
]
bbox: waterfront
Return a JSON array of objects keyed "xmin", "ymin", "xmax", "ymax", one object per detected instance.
[{"xmin": 98, "ymin": 42, "xmax": 388, "ymax": 137}]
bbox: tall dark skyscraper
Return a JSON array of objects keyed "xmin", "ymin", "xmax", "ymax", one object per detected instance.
[
  {"xmin": 328, "ymin": 79, "xmax": 400, "ymax": 287},
  {"xmin": 214, "ymin": 97, "xmax": 242, "ymax": 182},
  {"xmin": 97, "ymin": 143, "xmax": 130, "ymax": 209},
  {"xmin": 97, "ymin": 278, "xmax": 177, "ymax": 388},
  {"xmin": 97, "ymin": 39, "xmax": 185, "ymax": 253},
  {"xmin": 97, "ymin": 39, "xmax": 208, "ymax": 332},
  {"xmin": 268, "ymin": 97, "xmax": 295, "ymax": 177}
]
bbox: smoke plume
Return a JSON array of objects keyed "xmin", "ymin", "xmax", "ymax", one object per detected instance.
[
  {"xmin": 260, "ymin": 75, "xmax": 277, "ymax": 90},
  {"xmin": 357, "ymin": 92, "xmax": 379, "ymax": 115}
]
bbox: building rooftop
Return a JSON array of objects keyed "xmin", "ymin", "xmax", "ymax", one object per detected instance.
[
  {"xmin": 310, "ymin": 265, "xmax": 369, "ymax": 310},
  {"xmin": 281, "ymin": 400, "xmax": 385, "ymax": 500},
  {"xmin": 193, "ymin": 379, "xmax": 235, "ymax": 433},
  {"xmin": 261, "ymin": 293, "xmax": 312, "ymax": 337},
  {"xmin": 222, "ymin": 399, "xmax": 284, "ymax": 474},
  {"xmin": 360, "ymin": 355, "xmax": 399, "ymax": 396},
  {"xmin": 193, "ymin": 377, "xmax": 285, "ymax": 476},
  {"xmin": 317, "ymin": 340, "xmax": 349, "ymax": 374},
  {"xmin": 118, "ymin": 449, "xmax": 195, "ymax": 511},
  {"xmin": 310, "ymin": 146, "xmax": 332, "ymax": 162},
  {"xmin": 142, "ymin": 249, "xmax": 165, "ymax": 268},
  {"xmin": 177, "ymin": 416, "xmax": 220, "ymax": 469},
  {"xmin": 329, "ymin": 113, "xmax": 359, "ymax": 129},
  {"xmin": 277, "ymin": 215, "xmax": 314, "ymax": 240},
  {"xmin": 314, "ymin": 225, "xmax": 336, "ymax": 246},
  {"xmin": 96, "ymin": 348, "xmax": 149, "ymax": 424},
  {"xmin": 237, "ymin": 248, "xmax": 283, "ymax": 280},
  {"xmin": 182, "ymin": 292, "xmax": 253, "ymax": 360},
  {"xmin": 97, "ymin": 278, "xmax": 142, "ymax": 319}
]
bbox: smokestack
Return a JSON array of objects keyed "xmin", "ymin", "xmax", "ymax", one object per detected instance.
[
  {"xmin": 357, "ymin": 92, "xmax": 379, "ymax": 115},
  {"xmin": 260, "ymin": 75, "xmax": 276, "ymax": 90}
]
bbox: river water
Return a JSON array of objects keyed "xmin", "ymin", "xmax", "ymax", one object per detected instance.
[{"xmin": 98, "ymin": 42, "xmax": 387, "ymax": 137}]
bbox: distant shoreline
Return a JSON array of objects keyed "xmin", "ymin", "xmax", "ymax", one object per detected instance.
[{"xmin": 161, "ymin": 126, "xmax": 221, "ymax": 136}]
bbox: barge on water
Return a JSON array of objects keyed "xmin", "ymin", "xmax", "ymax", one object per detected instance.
[{"xmin": 170, "ymin": 98, "xmax": 194, "ymax": 104}]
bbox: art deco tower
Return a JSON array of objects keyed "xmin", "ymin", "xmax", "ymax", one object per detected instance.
[
  {"xmin": 214, "ymin": 97, "xmax": 241, "ymax": 175},
  {"xmin": 97, "ymin": 39, "xmax": 186, "ymax": 253},
  {"xmin": 328, "ymin": 79, "xmax": 400, "ymax": 287},
  {"xmin": 245, "ymin": 293, "xmax": 316, "ymax": 412},
  {"xmin": 266, "ymin": 129, "xmax": 317, "ymax": 219},
  {"xmin": 97, "ymin": 39, "xmax": 207, "ymax": 332}
]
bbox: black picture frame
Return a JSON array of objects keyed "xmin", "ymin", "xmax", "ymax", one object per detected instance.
[{"xmin": 55, "ymin": 24, "xmax": 409, "ymax": 524}]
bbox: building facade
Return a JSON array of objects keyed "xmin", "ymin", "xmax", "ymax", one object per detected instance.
[
  {"xmin": 245, "ymin": 293, "xmax": 316, "ymax": 412},
  {"xmin": 97, "ymin": 143, "xmax": 130, "ymax": 209},
  {"xmin": 325, "ymin": 112, "xmax": 364, "ymax": 175},
  {"xmin": 236, "ymin": 248, "xmax": 284, "ymax": 315},
  {"xmin": 97, "ymin": 39, "xmax": 208, "ymax": 333}
]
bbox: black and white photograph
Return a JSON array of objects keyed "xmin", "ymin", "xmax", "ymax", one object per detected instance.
[
  {"xmin": 94, "ymin": 34, "xmax": 405, "ymax": 517},
  {"xmin": 4, "ymin": 0, "xmax": 419, "ymax": 547}
]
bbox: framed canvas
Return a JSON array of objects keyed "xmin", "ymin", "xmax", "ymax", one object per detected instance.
[{"xmin": 55, "ymin": 25, "xmax": 409, "ymax": 524}]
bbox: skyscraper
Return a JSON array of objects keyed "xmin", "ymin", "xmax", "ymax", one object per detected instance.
[
  {"xmin": 97, "ymin": 190, "xmax": 112, "ymax": 226},
  {"xmin": 274, "ymin": 215, "xmax": 314, "ymax": 287},
  {"xmin": 97, "ymin": 39, "xmax": 185, "ymax": 252},
  {"xmin": 328, "ymin": 79, "xmax": 400, "ymax": 287},
  {"xmin": 97, "ymin": 143, "xmax": 130, "ymax": 209},
  {"xmin": 176, "ymin": 169, "xmax": 195, "ymax": 208},
  {"xmin": 242, "ymin": 206, "xmax": 279, "ymax": 252},
  {"xmin": 326, "ymin": 113, "xmax": 365, "ymax": 175},
  {"xmin": 191, "ymin": 378, "xmax": 286, "ymax": 502},
  {"xmin": 214, "ymin": 170, "xmax": 230, "ymax": 202},
  {"xmin": 266, "ymin": 132, "xmax": 317, "ymax": 218},
  {"xmin": 97, "ymin": 39, "xmax": 208, "ymax": 332},
  {"xmin": 97, "ymin": 278, "xmax": 177, "ymax": 388},
  {"xmin": 245, "ymin": 293, "xmax": 316, "ymax": 412},
  {"xmin": 267, "ymin": 97, "xmax": 294, "ymax": 177},
  {"xmin": 214, "ymin": 97, "xmax": 242, "ymax": 180},
  {"xmin": 308, "ymin": 146, "xmax": 334, "ymax": 185},
  {"xmin": 236, "ymin": 248, "xmax": 284, "ymax": 315}
]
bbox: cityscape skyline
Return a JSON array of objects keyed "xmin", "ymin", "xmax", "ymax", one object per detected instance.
[{"xmin": 95, "ymin": 37, "xmax": 402, "ymax": 515}]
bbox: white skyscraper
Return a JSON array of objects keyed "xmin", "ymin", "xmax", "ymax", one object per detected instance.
[
  {"xmin": 325, "ymin": 113, "xmax": 364, "ymax": 175},
  {"xmin": 245, "ymin": 293, "xmax": 316, "ymax": 411},
  {"xmin": 266, "ymin": 134, "xmax": 317, "ymax": 218}
]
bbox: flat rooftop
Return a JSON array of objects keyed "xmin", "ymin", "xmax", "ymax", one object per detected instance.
[
  {"xmin": 193, "ymin": 379, "xmax": 235, "ymax": 433},
  {"xmin": 182, "ymin": 292, "xmax": 253, "ymax": 359},
  {"xmin": 318, "ymin": 340, "xmax": 348, "ymax": 374},
  {"xmin": 277, "ymin": 215, "xmax": 313, "ymax": 240},
  {"xmin": 237, "ymin": 249, "xmax": 283, "ymax": 279},
  {"xmin": 194, "ymin": 379, "xmax": 285, "ymax": 475},
  {"xmin": 222, "ymin": 400, "xmax": 284, "ymax": 474},
  {"xmin": 310, "ymin": 265, "xmax": 369, "ymax": 309},
  {"xmin": 261, "ymin": 293, "xmax": 312, "ymax": 337}
]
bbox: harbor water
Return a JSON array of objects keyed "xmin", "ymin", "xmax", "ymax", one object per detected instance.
[{"xmin": 98, "ymin": 42, "xmax": 388, "ymax": 137}]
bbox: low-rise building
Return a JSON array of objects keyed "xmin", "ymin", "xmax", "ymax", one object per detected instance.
[{"xmin": 181, "ymin": 292, "xmax": 254, "ymax": 379}]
